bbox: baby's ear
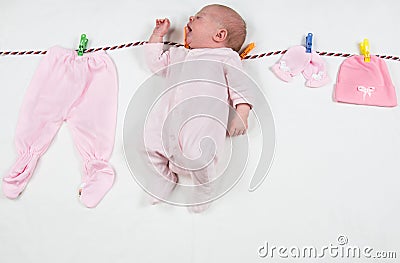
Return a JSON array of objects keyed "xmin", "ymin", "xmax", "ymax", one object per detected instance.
[{"xmin": 213, "ymin": 28, "xmax": 227, "ymax": 42}]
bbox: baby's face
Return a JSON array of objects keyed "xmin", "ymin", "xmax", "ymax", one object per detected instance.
[{"xmin": 186, "ymin": 6, "xmax": 224, "ymax": 49}]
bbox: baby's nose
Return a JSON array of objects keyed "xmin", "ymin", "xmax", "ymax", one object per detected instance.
[{"xmin": 189, "ymin": 16, "xmax": 194, "ymax": 22}]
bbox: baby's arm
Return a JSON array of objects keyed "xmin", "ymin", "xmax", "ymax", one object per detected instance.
[
  {"xmin": 225, "ymin": 55, "xmax": 254, "ymax": 137},
  {"xmin": 145, "ymin": 18, "xmax": 171, "ymax": 75},
  {"xmin": 149, "ymin": 18, "xmax": 170, "ymax": 43},
  {"xmin": 228, "ymin": 103, "xmax": 251, "ymax": 136}
]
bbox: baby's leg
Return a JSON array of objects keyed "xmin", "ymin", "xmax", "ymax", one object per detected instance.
[
  {"xmin": 187, "ymin": 161, "xmax": 216, "ymax": 213},
  {"xmin": 177, "ymin": 116, "xmax": 225, "ymax": 213},
  {"xmin": 146, "ymin": 149, "xmax": 178, "ymax": 204}
]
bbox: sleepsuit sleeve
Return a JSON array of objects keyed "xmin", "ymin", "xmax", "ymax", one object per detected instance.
[
  {"xmin": 224, "ymin": 54, "xmax": 255, "ymax": 109},
  {"xmin": 144, "ymin": 42, "xmax": 171, "ymax": 77}
]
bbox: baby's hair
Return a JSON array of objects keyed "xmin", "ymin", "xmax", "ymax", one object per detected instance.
[{"xmin": 208, "ymin": 4, "xmax": 247, "ymax": 52}]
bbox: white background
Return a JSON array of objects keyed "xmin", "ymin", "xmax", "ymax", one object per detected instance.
[{"xmin": 1, "ymin": 0, "xmax": 400, "ymax": 262}]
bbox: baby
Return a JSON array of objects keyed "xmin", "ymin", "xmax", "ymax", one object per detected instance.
[{"xmin": 144, "ymin": 4, "xmax": 253, "ymax": 212}]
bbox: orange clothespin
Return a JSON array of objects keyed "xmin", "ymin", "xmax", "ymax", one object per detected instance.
[
  {"xmin": 360, "ymin": 38, "xmax": 370, "ymax": 62},
  {"xmin": 184, "ymin": 26, "xmax": 189, "ymax": 49},
  {"xmin": 240, "ymin": 42, "xmax": 255, "ymax": 59}
]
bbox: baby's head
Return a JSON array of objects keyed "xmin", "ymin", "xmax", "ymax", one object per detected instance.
[{"xmin": 186, "ymin": 4, "xmax": 246, "ymax": 52}]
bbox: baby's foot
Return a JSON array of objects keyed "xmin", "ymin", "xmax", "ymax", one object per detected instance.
[
  {"xmin": 151, "ymin": 173, "xmax": 178, "ymax": 205},
  {"xmin": 187, "ymin": 202, "xmax": 210, "ymax": 213}
]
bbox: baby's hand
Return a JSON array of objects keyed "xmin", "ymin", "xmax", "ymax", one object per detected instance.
[
  {"xmin": 228, "ymin": 104, "xmax": 250, "ymax": 136},
  {"xmin": 153, "ymin": 18, "xmax": 170, "ymax": 37}
]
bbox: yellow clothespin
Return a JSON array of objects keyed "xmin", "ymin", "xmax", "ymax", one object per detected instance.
[
  {"xmin": 360, "ymin": 38, "xmax": 370, "ymax": 62},
  {"xmin": 240, "ymin": 42, "xmax": 255, "ymax": 59}
]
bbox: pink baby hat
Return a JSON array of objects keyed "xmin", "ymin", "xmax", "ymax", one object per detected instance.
[
  {"xmin": 334, "ymin": 55, "xmax": 397, "ymax": 107},
  {"xmin": 272, "ymin": 45, "xmax": 330, "ymax": 88}
]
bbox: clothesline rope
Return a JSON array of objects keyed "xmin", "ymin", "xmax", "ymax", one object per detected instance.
[{"xmin": 1, "ymin": 41, "xmax": 400, "ymax": 61}]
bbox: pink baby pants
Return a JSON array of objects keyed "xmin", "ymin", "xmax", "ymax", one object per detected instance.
[{"xmin": 2, "ymin": 46, "xmax": 118, "ymax": 208}]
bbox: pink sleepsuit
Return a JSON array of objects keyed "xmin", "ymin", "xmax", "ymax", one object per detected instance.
[
  {"xmin": 144, "ymin": 43, "xmax": 253, "ymax": 204},
  {"xmin": 2, "ymin": 46, "xmax": 118, "ymax": 208}
]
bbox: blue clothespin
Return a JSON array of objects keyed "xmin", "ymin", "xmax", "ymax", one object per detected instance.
[
  {"xmin": 305, "ymin": 33, "xmax": 313, "ymax": 53},
  {"xmin": 78, "ymin": 34, "xmax": 88, "ymax": 56}
]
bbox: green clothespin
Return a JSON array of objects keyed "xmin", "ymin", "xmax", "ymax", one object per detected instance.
[{"xmin": 78, "ymin": 34, "xmax": 88, "ymax": 56}]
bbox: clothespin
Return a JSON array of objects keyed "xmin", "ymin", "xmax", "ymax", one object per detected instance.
[
  {"xmin": 240, "ymin": 42, "xmax": 255, "ymax": 59},
  {"xmin": 305, "ymin": 33, "xmax": 313, "ymax": 53},
  {"xmin": 184, "ymin": 27, "xmax": 189, "ymax": 49},
  {"xmin": 360, "ymin": 38, "xmax": 370, "ymax": 62},
  {"xmin": 78, "ymin": 34, "xmax": 88, "ymax": 56}
]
